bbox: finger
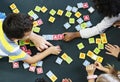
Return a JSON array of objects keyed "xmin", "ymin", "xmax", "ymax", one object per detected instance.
[
  {"xmin": 68, "ymin": 78, "xmax": 72, "ymax": 82},
  {"xmin": 114, "ymin": 45, "xmax": 119, "ymax": 48},
  {"xmin": 106, "ymin": 43, "xmax": 114, "ymax": 48},
  {"xmin": 37, "ymin": 47, "xmax": 42, "ymax": 51},
  {"xmin": 46, "ymin": 41, "xmax": 53, "ymax": 47},
  {"xmin": 105, "ymin": 52, "xmax": 112, "ymax": 55}
]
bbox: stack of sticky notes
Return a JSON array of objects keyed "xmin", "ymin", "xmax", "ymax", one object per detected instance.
[
  {"xmin": 55, "ymin": 57, "xmax": 63, "ymax": 65},
  {"xmin": 63, "ymin": 22, "xmax": 71, "ymax": 29},
  {"xmin": 69, "ymin": 18, "xmax": 75, "ymax": 24},
  {"xmin": 88, "ymin": 37, "xmax": 95, "ymax": 44},
  {"xmin": 10, "ymin": 3, "xmax": 20, "ymax": 13},
  {"xmin": 65, "ymin": 11, "xmax": 72, "ymax": 18},
  {"xmin": 83, "ymin": 60, "xmax": 90, "ymax": 66},
  {"xmin": 88, "ymin": 7, "xmax": 95, "ymax": 13},
  {"xmin": 61, "ymin": 53, "xmax": 73, "ymax": 64},
  {"xmin": 77, "ymin": 42, "xmax": 85, "ymax": 50},
  {"xmin": 46, "ymin": 70, "xmax": 58, "ymax": 82},
  {"xmin": 12, "ymin": 62, "xmax": 19, "ymax": 68},
  {"xmin": 28, "ymin": 10, "xmax": 39, "ymax": 20}
]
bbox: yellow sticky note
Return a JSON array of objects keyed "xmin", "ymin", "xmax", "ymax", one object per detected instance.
[
  {"xmin": 57, "ymin": 9, "xmax": 64, "ymax": 16},
  {"xmin": 100, "ymin": 33, "xmax": 108, "ymax": 44},
  {"xmin": 33, "ymin": 21, "xmax": 38, "ymax": 27},
  {"xmin": 75, "ymin": 11, "xmax": 82, "ymax": 18},
  {"xmin": 61, "ymin": 53, "xmax": 68, "ymax": 60},
  {"xmin": 48, "ymin": 16, "xmax": 55, "ymax": 23},
  {"xmin": 10, "ymin": 3, "xmax": 16, "ymax": 10},
  {"xmin": 96, "ymin": 38, "xmax": 101, "ymax": 44},
  {"xmin": 31, "ymin": 63, "xmax": 37, "ymax": 67},
  {"xmin": 41, "ymin": 6, "xmax": 48, "ymax": 13},
  {"xmin": 96, "ymin": 56, "xmax": 103, "ymax": 63},
  {"xmin": 13, "ymin": 8, "xmax": 20, "ymax": 13},
  {"xmin": 50, "ymin": 75, "xmax": 57, "ymax": 82},
  {"xmin": 79, "ymin": 53, "xmax": 85, "ymax": 59},
  {"xmin": 87, "ymin": 50, "xmax": 94, "ymax": 58}
]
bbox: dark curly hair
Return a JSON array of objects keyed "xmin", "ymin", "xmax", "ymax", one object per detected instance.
[
  {"xmin": 93, "ymin": 0, "xmax": 120, "ymax": 17},
  {"xmin": 3, "ymin": 13, "xmax": 33, "ymax": 40}
]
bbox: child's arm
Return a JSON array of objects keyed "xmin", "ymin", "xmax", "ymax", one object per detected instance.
[
  {"xmin": 29, "ymin": 32, "xmax": 53, "ymax": 51},
  {"xmin": 86, "ymin": 64, "xmax": 96, "ymax": 82},
  {"xmin": 23, "ymin": 46, "xmax": 61, "ymax": 64}
]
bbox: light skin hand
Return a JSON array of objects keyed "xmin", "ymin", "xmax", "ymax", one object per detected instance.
[
  {"xmin": 63, "ymin": 32, "xmax": 80, "ymax": 42},
  {"xmin": 62, "ymin": 78, "xmax": 72, "ymax": 82},
  {"xmin": 86, "ymin": 64, "xmax": 96, "ymax": 75},
  {"xmin": 94, "ymin": 62, "xmax": 110, "ymax": 73},
  {"xmin": 105, "ymin": 43, "xmax": 120, "ymax": 58},
  {"xmin": 29, "ymin": 32, "xmax": 53, "ymax": 51},
  {"xmin": 113, "ymin": 20, "xmax": 120, "ymax": 28}
]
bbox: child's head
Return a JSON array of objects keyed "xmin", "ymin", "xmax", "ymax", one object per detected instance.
[
  {"xmin": 96, "ymin": 74, "xmax": 120, "ymax": 82},
  {"xmin": 3, "ymin": 13, "xmax": 33, "ymax": 40},
  {"xmin": 35, "ymin": 78, "xmax": 47, "ymax": 82},
  {"xmin": 93, "ymin": 0, "xmax": 120, "ymax": 17},
  {"xmin": 96, "ymin": 64, "xmax": 120, "ymax": 82}
]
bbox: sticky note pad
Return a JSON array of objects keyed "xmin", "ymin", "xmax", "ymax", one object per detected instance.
[
  {"xmin": 13, "ymin": 8, "xmax": 20, "ymax": 13},
  {"xmin": 34, "ymin": 6, "xmax": 41, "ymax": 12},
  {"xmin": 10, "ymin": 3, "xmax": 16, "ymax": 10},
  {"xmin": 13, "ymin": 62, "xmax": 19, "ymax": 68},
  {"xmin": 96, "ymin": 38, "xmax": 101, "ymax": 44},
  {"xmin": 83, "ymin": 15, "xmax": 90, "ymax": 21},
  {"xmin": 37, "ymin": 61, "xmax": 43, "ymax": 67},
  {"xmin": 96, "ymin": 56, "xmax": 103, "ymax": 63},
  {"xmin": 80, "ymin": 23, "xmax": 87, "ymax": 29},
  {"xmin": 37, "ymin": 19, "xmax": 43, "ymax": 26},
  {"xmin": 23, "ymin": 62, "xmax": 29, "ymax": 69},
  {"xmin": 91, "ymin": 54, "xmax": 98, "ymax": 60},
  {"xmin": 19, "ymin": 40, "xmax": 25, "ymax": 46},
  {"xmin": 49, "ymin": 9, "xmax": 56, "ymax": 16},
  {"xmin": 98, "ymin": 43, "xmax": 104, "ymax": 49},
  {"xmin": 100, "ymin": 33, "xmax": 108, "ymax": 44},
  {"xmin": 77, "ymin": 18, "xmax": 83, "ymax": 24},
  {"xmin": 71, "ymin": 7, "xmax": 78, "ymax": 13},
  {"xmin": 61, "ymin": 53, "xmax": 68, "ymax": 60},
  {"xmin": 77, "ymin": 42, "xmax": 85, "ymax": 50},
  {"xmin": 36, "ymin": 67, "xmax": 43, "ymax": 74},
  {"xmin": 31, "ymin": 63, "xmax": 37, "ymax": 67},
  {"xmin": 55, "ymin": 57, "xmax": 63, "ymax": 65},
  {"xmin": 46, "ymin": 70, "xmax": 53, "ymax": 78},
  {"xmin": 41, "ymin": 6, "xmax": 48, "ymax": 13},
  {"xmin": 87, "ymin": 50, "xmax": 94, "ymax": 58},
  {"xmin": 86, "ymin": 21, "xmax": 92, "ymax": 27},
  {"xmin": 33, "ymin": 21, "xmax": 38, "ymax": 27},
  {"xmin": 57, "ymin": 9, "xmax": 64, "ymax": 16},
  {"xmin": 65, "ymin": 11, "xmax": 72, "ymax": 18},
  {"xmin": 66, "ymin": 5, "xmax": 72, "ymax": 11},
  {"xmin": 50, "ymin": 75, "xmax": 58, "ymax": 82},
  {"xmin": 77, "ymin": 2, "xmax": 83, "ymax": 8},
  {"xmin": 83, "ymin": 60, "xmax": 90, "ymax": 67},
  {"xmin": 69, "ymin": 18, "xmax": 75, "ymax": 24},
  {"xmin": 88, "ymin": 7, "xmax": 95, "ymax": 13},
  {"xmin": 89, "ymin": 37, "xmax": 95, "ymax": 44},
  {"xmin": 63, "ymin": 22, "xmax": 71, "ymax": 29},
  {"xmin": 93, "ymin": 47, "xmax": 101, "ymax": 54},
  {"xmin": 33, "ymin": 27, "xmax": 40, "ymax": 33},
  {"xmin": 28, "ymin": 10, "xmax": 35, "ymax": 16},
  {"xmin": 48, "ymin": 16, "xmax": 55, "ymax": 23},
  {"xmin": 75, "ymin": 25, "xmax": 81, "ymax": 31},
  {"xmin": 79, "ymin": 53, "xmax": 86, "ymax": 59},
  {"xmin": 75, "ymin": 11, "xmax": 82, "ymax": 18},
  {"xmin": 66, "ymin": 56, "xmax": 73, "ymax": 64},
  {"xmin": 29, "ymin": 66, "xmax": 36, "ymax": 72}
]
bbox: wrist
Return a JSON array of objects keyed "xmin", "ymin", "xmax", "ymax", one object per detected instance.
[
  {"xmin": 87, "ymin": 75, "xmax": 97, "ymax": 80},
  {"xmin": 74, "ymin": 32, "xmax": 80, "ymax": 38}
]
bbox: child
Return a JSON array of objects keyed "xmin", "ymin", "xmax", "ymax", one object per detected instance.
[
  {"xmin": 105, "ymin": 43, "xmax": 120, "ymax": 61},
  {"xmin": 86, "ymin": 62, "xmax": 120, "ymax": 82},
  {"xmin": 63, "ymin": 0, "xmax": 120, "ymax": 41},
  {"xmin": 0, "ymin": 13, "xmax": 62, "ymax": 64}
]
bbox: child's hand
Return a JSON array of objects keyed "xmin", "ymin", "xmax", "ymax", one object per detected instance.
[
  {"xmin": 105, "ymin": 43, "xmax": 120, "ymax": 58},
  {"xmin": 94, "ymin": 62, "xmax": 109, "ymax": 73},
  {"xmin": 62, "ymin": 78, "xmax": 72, "ymax": 82},
  {"xmin": 86, "ymin": 64, "xmax": 96, "ymax": 75},
  {"xmin": 47, "ymin": 46, "xmax": 62, "ymax": 55},
  {"xmin": 63, "ymin": 32, "xmax": 80, "ymax": 42},
  {"xmin": 113, "ymin": 20, "xmax": 120, "ymax": 28}
]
